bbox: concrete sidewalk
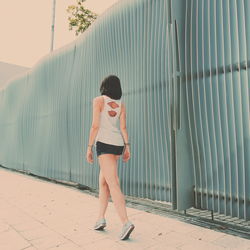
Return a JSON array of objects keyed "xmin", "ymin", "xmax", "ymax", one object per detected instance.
[{"xmin": 0, "ymin": 167, "xmax": 249, "ymax": 250}]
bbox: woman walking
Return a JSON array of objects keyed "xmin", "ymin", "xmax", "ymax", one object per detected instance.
[{"xmin": 86, "ymin": 75, "xmax": 135, "ymax": 240}]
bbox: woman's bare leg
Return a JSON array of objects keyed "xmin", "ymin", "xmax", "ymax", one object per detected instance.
[
  {"xmin": 97, "ymin": 169, "xmax": 111, "ymax": 220},
  {"xmin": 98, "ymin": 154, "xmax": 129, "ymax": 225}
]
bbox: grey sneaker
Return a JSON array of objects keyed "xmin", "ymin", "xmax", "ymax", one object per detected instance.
[
  {"xmin": 94, "ymin": 218, "xmax": 106, "ymax": 230},
  {"xmin": 120, "ymin": 221, "xmax": 135, "ymax": 240}
]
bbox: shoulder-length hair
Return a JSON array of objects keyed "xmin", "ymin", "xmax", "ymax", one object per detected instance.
[{"xmin": 100, "ymin": 75, "xmax": 122, "ymax": 100}]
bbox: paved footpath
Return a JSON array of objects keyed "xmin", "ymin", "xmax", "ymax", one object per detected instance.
[{"xmin": 0, "ymin": 167, "xmax": 249, "ymax": 250}]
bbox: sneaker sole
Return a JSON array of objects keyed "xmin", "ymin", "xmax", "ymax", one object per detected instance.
[
  {"xmin": 120, "ymin": 225, "xmax": 135, "ymax": 240},
  {"xmin": 94, "ymin": 224, "xmax": 106, "ymax": 230}
]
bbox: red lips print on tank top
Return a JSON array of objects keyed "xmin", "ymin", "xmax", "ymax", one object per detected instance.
[{"xmin": 107, "ymin": 101, "xmax": 119, "ymax": 117}]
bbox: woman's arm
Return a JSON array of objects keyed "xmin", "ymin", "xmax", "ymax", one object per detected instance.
[
  {"xmin": 120, "ymin": 102, "xmax": 131, "ymax": 162},
  {"xmin": 87, "ymin": 97, "xmax": 101, "ymax": 146},
  {"xmin": 86, "ymin": 97, "xmax": 101, "ymax": 163},
  {"xmin": 120, "ymin": 102, "xmax": 129, "ymax": 144}
]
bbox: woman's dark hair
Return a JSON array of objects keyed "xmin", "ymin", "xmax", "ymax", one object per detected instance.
[{"xmin": 100, "ymin": 75, "xmax": 122, "ymax": 100}]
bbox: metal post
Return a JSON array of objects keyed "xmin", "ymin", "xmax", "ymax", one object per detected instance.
[
  {"xmin": 211, "ymin": 210, "xmax": 214, "ymax": 220},
  {"xmin": 50, "ymin": 0, "xmax": 56, "ymax": 52}
]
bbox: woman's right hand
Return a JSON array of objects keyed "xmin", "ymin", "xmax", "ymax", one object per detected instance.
[
  {"xmin": 122, "ymin": 146, "xmax": 131, "ymax": 162},
  {"xmin": 86, "ymin": 148, "xmax": 94, "ymax": 164}
]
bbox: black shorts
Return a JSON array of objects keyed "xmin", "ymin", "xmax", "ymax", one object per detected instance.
[{"xmin": 96, "ymin": 141, "xmax": 125, "ymax": 157}]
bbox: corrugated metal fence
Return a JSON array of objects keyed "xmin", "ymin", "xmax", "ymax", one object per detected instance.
[
  {"xmin": 0, "ymin": 0, "xmax": 249, "ymax": 220},
  {"xmin": 173, "ymin": 0, "xmax": 250, "ymax": 220}
]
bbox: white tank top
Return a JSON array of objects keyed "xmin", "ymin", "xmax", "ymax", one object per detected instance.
[{"xmin": 95, "ymin": 95, "xmax": 124, "ymax": 146}]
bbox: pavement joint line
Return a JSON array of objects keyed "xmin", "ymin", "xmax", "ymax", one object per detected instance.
[
  {"xmin": 4, "ymin": 222, "xmax": 36, "ymax": 249},
  {"xmin": 0, "ymin": 187, "xmax": 85, "ymax": 248},
  {"xmin": 20, "ymin": 245, "xmax": 34, "ymax": 250},
  {"xmin": 1, "ymin": 165, "xmax": 250, "ymax": 241}
]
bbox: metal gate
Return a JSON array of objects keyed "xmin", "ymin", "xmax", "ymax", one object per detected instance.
[{"xmin": 172, "ymin": 0, "xmax": 250, "ymax": 220}]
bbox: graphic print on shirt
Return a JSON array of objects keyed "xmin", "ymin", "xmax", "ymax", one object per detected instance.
[{"xmin": 107, "ymin": 101, "xmax": 119, "ymax": 117}]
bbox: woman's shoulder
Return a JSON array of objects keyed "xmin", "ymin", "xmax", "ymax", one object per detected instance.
[
  {"xmin": 93, "ymin": 95, "xmax": 105, "ymax": 101},
  {"xmin": 92, "ymin": 96, "xmax": 104, "ymax": 106}
]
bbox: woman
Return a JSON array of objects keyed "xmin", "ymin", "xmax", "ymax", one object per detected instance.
[{"xmin": 86, "ymin": 75, "xmax": 135, "ymax": 240}]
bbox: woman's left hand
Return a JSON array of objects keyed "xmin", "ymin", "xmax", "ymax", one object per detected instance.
[
  {"xmin": 122, "ymin": 146, "xmax": 131, "ymax": 162},
  {"xmin": 86, "ymin": 148, "xmax": 94, "ymax": 164}
]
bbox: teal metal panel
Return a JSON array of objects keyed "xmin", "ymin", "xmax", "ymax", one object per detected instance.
[
  {"xmin": 171, "ymin": 1, "xmax": 195, "ymax": 211},
  {"xmin": 0, "ymin": 74, "xmax": 28, "ymax": 170},
  {"xmin": 173, "ymin": 0, "xmax": 250, "ymax": 219}
]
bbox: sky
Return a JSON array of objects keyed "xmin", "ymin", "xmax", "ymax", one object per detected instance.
[{"xmin": 0, "ymin": 0, "xmax": 118, "ymax": 68}]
